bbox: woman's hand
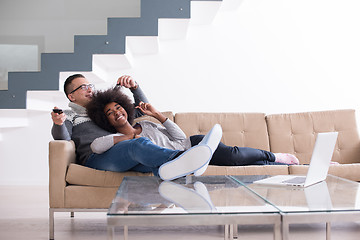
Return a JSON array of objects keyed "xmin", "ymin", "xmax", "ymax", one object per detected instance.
[
  {"xmin": 136, "ymin": 102, "xmax": 167, "ymax": 123},
  {"xmin": 136, "ymin": 102, "xmax": 157, "ymax": 116}
]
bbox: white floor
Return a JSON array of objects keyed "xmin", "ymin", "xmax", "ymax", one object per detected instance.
[{"xmin": 1, "ymin": 185, "xmax": 360, "ymax": 240}]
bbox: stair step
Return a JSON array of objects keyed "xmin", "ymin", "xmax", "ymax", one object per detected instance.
[
  {"xmin": 27, "ymin": 91, "xmax": 68, "ymax": 111},
  {"xmin": 59, "ymin": 71, "xmax": 106, "ymax": 86},
  {"xmin": 93, "ymin": 54, "xmax": 132, "ymax": 81},
  {"xmin": 190, "ymin": 1, "xmax": 222, "ymax": 25},
  {"xmin": 158, "ymin": 18, "xmax": 190, "ymax": 40},
  {"xmin": 219, "ymin": 0, "xmax": 243, "ymax": 12},
  {"xmin": 126, "ymin": 36, "xmax": 159, "ymax": 55}
]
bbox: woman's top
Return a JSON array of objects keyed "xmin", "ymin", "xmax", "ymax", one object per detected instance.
[{"xmin": 90, "ymin": 119, "xmax": 192, "ymax": 154}]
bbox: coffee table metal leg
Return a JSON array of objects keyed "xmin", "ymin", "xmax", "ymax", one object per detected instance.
[
  {"xmin": 233, "ymin": 224, "xmax": 238, "ymax": 239},
  {"xmin": 124, "ymin": 226, "xmax": 128, "ymax": 240},
  {"xmin": 107, "ymin": 225, "xmax": 129, "ymax": 240},
  {"xmin": 107, "ymin": 226, "xmax": 115, "ymax": 240},
  {"xmin": 224, "ymin": 225, "xmax": 229, "ymax": 239},
  {"xmin": 273, "ymin": 221, "xmax": 282, "ymax": 240},
  {"xmin": 224, "ymin": 224, "xmax": 236, "ymax": 240},
  {"xmin": 229, "ymin": 224, "xmax": 234, "ymax": 239},
  {"xmin": 281, "ymin": 216, "xmax": 289, "ymax": 240},
  {"xmin": 326, "ymin": 222, "xmax": 331, "ymax": 240}
]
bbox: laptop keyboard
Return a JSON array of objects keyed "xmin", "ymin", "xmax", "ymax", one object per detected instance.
[{"xmin": 282, "ymin": 176, "xmax": 306, "ymax": 184}]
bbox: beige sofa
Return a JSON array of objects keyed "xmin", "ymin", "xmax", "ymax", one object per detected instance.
[{"xmin": 49, "ymin": 109, "xmax": 360, "ymax": 239}]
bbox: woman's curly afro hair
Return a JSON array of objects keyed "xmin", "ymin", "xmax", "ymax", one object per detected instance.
[{"xmin": 86, "ymin": 87, "xmax": 135, "ymax": 133}]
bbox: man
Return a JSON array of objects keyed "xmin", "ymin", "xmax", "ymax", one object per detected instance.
[
  {"xmin": 51, "ymin": 74, "xmax": 148, "ymax": 165},
  {"xmin": 50, "ymin": 74, "xmax": 222, "ymax": 180}
]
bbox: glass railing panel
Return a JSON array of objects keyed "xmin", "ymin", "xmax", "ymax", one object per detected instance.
[{"xmin": 0, "ymin": 43, "xmax": 40, "ymax": 90}]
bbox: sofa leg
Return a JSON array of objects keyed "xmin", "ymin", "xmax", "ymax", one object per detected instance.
[
  {"xmin": 70, "ymin": 212, "xmax": 74, "ymax": 218},
  {"xmin": 49, "ymin": 208, "xmax": 54, "ymax": 240}
]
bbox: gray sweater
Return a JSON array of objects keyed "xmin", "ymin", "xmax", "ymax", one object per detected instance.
[
  {"xmin": 90, "ymin": 119, "xmax": 192, "ymax": 154},
  {"xmin": 51, "ymin": 87, "xmax": 148, "ymax": 165}
]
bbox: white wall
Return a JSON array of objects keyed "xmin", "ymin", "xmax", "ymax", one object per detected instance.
[
  {"xmin": 0, "ymin": 0, "xmax": 360, "ymax": 185},
  {"xmin": 131, "ymin": 0, "xmax": 360, "ymax": 115},
  {"xmin": 0, "ymin": 110, "xmax": 52, "ymax": 185}
]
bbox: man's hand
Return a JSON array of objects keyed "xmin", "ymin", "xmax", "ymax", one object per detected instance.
[
  {"xmin": 136, "ymin": 102, "xmax": 167, "ymax": 123},
  {"xmin": 117, "ymin": 75, "xmax": 138, "ymax": 90},
  {"xmin": 51, "ymin": 107, "xmax": 66, "ymax": 125}
]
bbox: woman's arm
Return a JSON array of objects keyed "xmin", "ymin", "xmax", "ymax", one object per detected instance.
[
  {"xmin": 90, "ymin": 133, "xmax": 137, "ymax": 154},
  {"xmin": 136, "ymin": 102, "xmax": 167, "ymax": 123},
  {"xmin": 161, "ymin": 119, "xmax": 187, "ymax": 140},
  {"xmin": 136, "ymin": 102, "xmax": 187, "ymax": 140}
]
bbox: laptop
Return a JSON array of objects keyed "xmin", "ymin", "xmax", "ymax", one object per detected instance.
[{"xmin": 253, "ymin": 132, "xmax": 338, "ymax": 188}]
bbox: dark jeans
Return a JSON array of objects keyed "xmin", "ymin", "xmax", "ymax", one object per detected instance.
[{"xmin": 190, "ymin": 135, "xmax": 284, "ymax": 166}]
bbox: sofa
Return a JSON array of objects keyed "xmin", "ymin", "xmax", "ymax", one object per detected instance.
[{"xmin": 48, "ymin": 109, "xmax": 360, "ymax": 239}]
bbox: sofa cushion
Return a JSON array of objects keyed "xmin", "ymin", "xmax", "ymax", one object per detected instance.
[
  {"xmin": 66, "ymin": 164, "xmax": 290, "ymax": 188},
  {"xmin": 175, "ymin": 112, "xmax": 270, "ymax": 151},
  {"xmin": 204, "ymin": 165, "xmax": 289, "ymax": 176},
  {"xmin": 289, "ymin": 164, "xmax": 360, "ymax": 182},
  {"xmin": 66, "ymin": 163, "xmax": 153, "ymax": 187},
  {"xmin": 266, "ymin": 109, "xmax": 360, "ymax": 164},
  {"xmin": 64, "ymin": 185, "xmax": 117, "ymax": 208}
]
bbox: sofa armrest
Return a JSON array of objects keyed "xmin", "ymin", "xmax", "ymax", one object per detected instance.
[{"xmin": 49, "ymin": 140, "xmax": 76, "ymax": 208}]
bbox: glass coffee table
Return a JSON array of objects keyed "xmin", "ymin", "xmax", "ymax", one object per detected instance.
[
  {"xmin": 107, "ymin": 175, "xmax": 282, "ymax": 240},
  {"xmin": 108, "ymin": 174, "xmax": 360, "ymax": 240},
  {"xmin": 231, "ymin": 174, "xmax": 360, "ymax": 240}
]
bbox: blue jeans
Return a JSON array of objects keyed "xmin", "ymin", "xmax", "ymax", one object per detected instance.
[
  {"xmin": 190, "ymin": 135, "xmax": 284, "ymax": 166},
  {"xmin": 85, "ymin": 137, "xmax": 180, "ymax": 176}
]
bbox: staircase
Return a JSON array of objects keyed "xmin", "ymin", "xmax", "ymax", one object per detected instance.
[
  {"xmin": 0, "ymin": 0, "xmax": 245, "ymax": 132},
  {"xmin": 0, "ymin": 0, "xmax": 222, "ymax": 109}
]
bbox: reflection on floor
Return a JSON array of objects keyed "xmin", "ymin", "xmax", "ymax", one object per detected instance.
[{"xmin": 0, "ymin": 185, "xmax": 360, "ymax": 240}]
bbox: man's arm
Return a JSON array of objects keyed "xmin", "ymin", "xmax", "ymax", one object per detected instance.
[
  {"xmin": 117, "ymin": 75, "xmax": 149, "ymax": 118},
  {"xmin": 51, "ymin": 107, "xmax": 72, "ymax": 140},
  {"xmin": 51, "ymin": 121, "xmax": 72, "ymax": 140},
  {"xmin": 131, "ymin": 86, "xmax": 149, "ymax": 118}
]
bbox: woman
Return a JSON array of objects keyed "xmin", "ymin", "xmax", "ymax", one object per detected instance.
[{"xmin": 86, "ymin": 88, "xmax": 299, "ymax": 168}]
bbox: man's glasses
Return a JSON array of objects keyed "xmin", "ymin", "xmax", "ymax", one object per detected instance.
[{"xmin": 69, "ymin": 84, "xmax": 94, "ymax": 94}]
